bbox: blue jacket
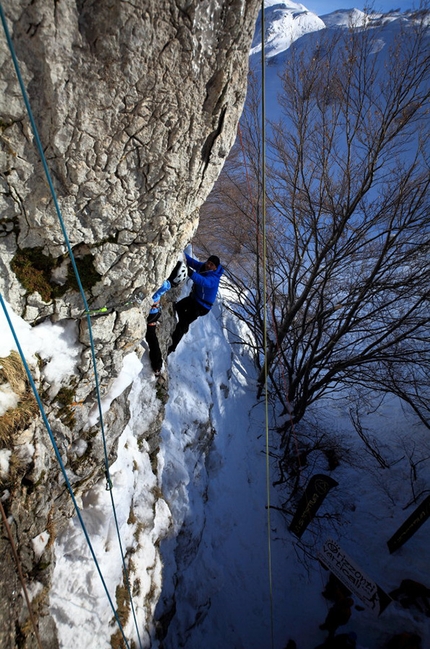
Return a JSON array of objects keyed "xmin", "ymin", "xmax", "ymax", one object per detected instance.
[
  {"xmin": 186, "ymin": 253, "xmax": 223, "ymax": 309},
  {"xmin": 149, "ymin": 280, "xmax": 171, "ymax": 315}
]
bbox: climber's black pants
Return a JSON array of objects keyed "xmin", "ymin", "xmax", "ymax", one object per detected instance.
[
  {"xmin": 145, "ymin": 324, "xmax": 163, "ymax": 372},
  {"xmin": 170, "ymin": 296, "xmax": 209, "ymax": 351}
]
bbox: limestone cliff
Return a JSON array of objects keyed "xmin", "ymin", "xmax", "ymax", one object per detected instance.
[{"xmin": 0, "ymin": 1, "xmax": 259, "ymax": 646}]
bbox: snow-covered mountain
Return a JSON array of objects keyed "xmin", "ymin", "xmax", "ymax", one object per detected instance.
[
  {"xmin": 250, "ymin": 0, "xmax": 326, "ymax": 58},
  {"xmin": 320, "ymin": 7, "xmax": 368, "ymax": 27},
  {"xmin": 250, "ymin": 0, "xmax": 419, "ymax": 62},
  {"xmin": 248, "ymin": 0, "xmax": 429, "ymax": 137}
]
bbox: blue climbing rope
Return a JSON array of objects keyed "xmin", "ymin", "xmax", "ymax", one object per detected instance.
[{"xmin": 0, "ymin": 5, "xmax": 143, "ymax": 647}]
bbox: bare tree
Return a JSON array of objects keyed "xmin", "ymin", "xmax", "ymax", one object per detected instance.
[{"xmin": 195, "ymin": 10, "xmax": 430, "ymax": 433}]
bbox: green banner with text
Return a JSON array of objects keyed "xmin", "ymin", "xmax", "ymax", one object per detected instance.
[
  {"xmin": 289, "ymin": 474, "xmax": 338, "ymax": 538},
  {"xmin": 387, "ymin": 494, "xmax": 430, "ymax": 554}
]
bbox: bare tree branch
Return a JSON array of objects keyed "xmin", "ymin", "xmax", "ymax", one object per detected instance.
[{"xmin": 196, "ymin": 11, "xmax": 430, "ymax": 431}]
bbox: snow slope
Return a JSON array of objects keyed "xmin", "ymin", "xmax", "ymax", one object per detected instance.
[
  {"xmin": 155, "ymin": 294, "xmax": 430, "ymax": 649},
  {"xmin": 154, "ymin": 294, "xmax": 274, "ymax": 648}
]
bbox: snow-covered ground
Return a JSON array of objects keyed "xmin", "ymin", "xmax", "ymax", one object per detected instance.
[
  {"xmin": 155, "ymin": 292, "xmax": 430, "ymax": 649},
  {"xmin": 154, "ymin": 294, "xmax": 275, "ymax": 649}
]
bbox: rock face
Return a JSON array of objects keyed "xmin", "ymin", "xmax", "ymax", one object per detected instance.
[
  {"xmin": 1, "ymin": 0, "xmax": 258, "ymax": 320},
  {"xmin": 0, "ymin": 0, "xmax": 259, "ymax": 646}
]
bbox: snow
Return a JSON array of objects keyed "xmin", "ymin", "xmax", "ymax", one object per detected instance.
[
  {"xmin": 0, "ymin": 300, "xmax": 33, "ymax": 359},
  {"xmin": 320, "ymin": 8, "xmax": 368, "ymax": 28},
  {"xmin": 50, "ymin": 422, "xmax": 164, "ymax": 649},
  {"xmin": 155, "ymin": 320, "xmax": 430, "ymax": 648},
  {"xmin": 87, "ymin": 351, "xmax": 143, "ymax": 426},
  {"xmin": 154, "ymin": 295, "xmax": 275, "ymax": 648},
  {"xmin": 32, "ymin": 530, "xmax": 50, "ymax": 560},
  {"xmin": 250, "ymin": 1, "xmax": 414, "ymax": 62},
  {"xmin": 33, "ymin": 320, "xmax": 82, "ymax": 395},
  {"xmin": 0, "ymin": 298, "xmax": 82, "ymax": 400},
  {"xmin": 25, "ymin": 580, "xmax": 44, "ymax": 603},
  {"xmin": 0, "ymin": 449, "xmax": 12, "ymax": 480},
  {"xmin": 0, "ymin": 381, "xmax": 19, "ymax": 415}
]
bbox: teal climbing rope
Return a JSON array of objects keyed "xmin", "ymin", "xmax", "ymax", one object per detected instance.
[
  {"xmin": 0, "ymin": 5, "xmax": 143, "ymax": 647},
  {"xmin": 0, "ymin": 295, "xmax": 131, "ymax": 649},
  {"xmin": 0, "ymin": 2, "xmax": 109, "ymax": 476}
]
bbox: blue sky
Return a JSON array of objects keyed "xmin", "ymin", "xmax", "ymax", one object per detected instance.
[{"xmin": 303, "ymin": 0, "xmax": 414, "ymax": 15}]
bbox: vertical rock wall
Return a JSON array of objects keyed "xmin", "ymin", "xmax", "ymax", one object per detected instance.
[
  {"xmin": 0, "ymin": 0, "xmax": 260, "ymax": 646},
  {"xmin": 1, "ymin": 0, "xmax": 258, "ymax": 324}
]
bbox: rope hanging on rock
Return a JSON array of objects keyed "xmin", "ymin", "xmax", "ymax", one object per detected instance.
[
  {"xmin": 237, "ymin": 14, "xmax": 275, "ymax": 643},
  {"xmin": 0, "ymin": 6, "xmax": 144, "ymax": 647},
  {"xmin": 0, "ymin": 1, "xmax": 110, "ymax": 485},
  {"xmin": 0, "ymin": 295, "xmax": 132, "ymax": 649}
]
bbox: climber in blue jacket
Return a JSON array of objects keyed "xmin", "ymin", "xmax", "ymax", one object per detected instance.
[{"xmin": 168, "ymin": 253, "xmax": 223, "ymax": 355}]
